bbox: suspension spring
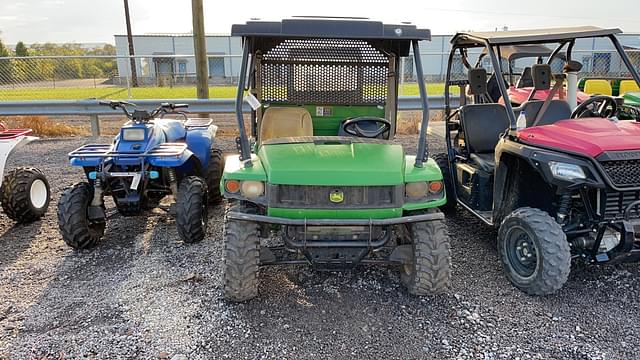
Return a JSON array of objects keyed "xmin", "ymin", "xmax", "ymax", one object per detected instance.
[
  {"xmin": 557, "ymin": 192, "xmax": 572, "ymax": 223},
  {"xmin": 167, "ymin": 168, "xmax": 177, "ymax": 183}
]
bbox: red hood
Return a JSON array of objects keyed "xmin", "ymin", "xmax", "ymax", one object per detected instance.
[
  {"xmin": 518, "ymin": 119, "xmax": 640, "ymax": 157},
  {"xmin": 505, "ymin": 86, "xmax": 590, "ymax": 105}
]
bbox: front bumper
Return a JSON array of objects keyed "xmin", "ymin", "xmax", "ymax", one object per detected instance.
[
  {"xmin": 227, "ymin": 211, "xmax": 444, "ymax": 249},
  {"xmin": 226, "ymin": 211, "xmax": 443, "ymax": 226}
]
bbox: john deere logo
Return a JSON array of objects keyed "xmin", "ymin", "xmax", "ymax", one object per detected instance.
[{"xmin": 330, "ymin": 190, "xmax": 344, "ymax": 203}]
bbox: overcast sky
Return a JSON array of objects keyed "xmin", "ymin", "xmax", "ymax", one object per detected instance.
[{"xmin": 1, "ymin": 0, "xmax": 639, "ymax": 44}]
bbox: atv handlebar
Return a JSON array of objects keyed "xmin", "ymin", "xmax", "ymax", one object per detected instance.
[{"xmin": 99, "ymin": 101, "xmax": 189, "ymax": 122}]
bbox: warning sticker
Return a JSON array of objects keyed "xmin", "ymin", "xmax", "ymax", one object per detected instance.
[{"xmin": 315, "ymin": 106, "xmax": 333, "ymax": 117}]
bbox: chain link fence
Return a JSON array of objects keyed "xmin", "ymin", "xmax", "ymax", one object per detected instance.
[{"xmin": 0, "ymin": 50, "xmax": 638, "ymax": 101}]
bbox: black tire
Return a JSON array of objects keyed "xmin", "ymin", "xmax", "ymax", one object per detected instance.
[
  {"xmin": 206, "ymin": 148, "xmax": 225, "ymax": 205},
  {"xmin": 400, "ymin": 211, "xmax": 451, "ymax": 295},
  {"xmin": 57, "ymin": 182, "xmax": 105, "ymax": 249},
  {"xmin": 498, "ymin": 207, "xmax": 571, "ymax": 296},
  {"xmin": 223, "ymin": 203, "xmax": 260, "ymax": 302},
  {"xmin": 175, "ymin": 176, "xmax": 208, "ymax": 243},
  {"xmin": 433, "ymin": 153, "xmax": 457, "ymax": 214},
  {"xmin": 1, "ymin": 167, "xmax": 50, "ymax": 223}
]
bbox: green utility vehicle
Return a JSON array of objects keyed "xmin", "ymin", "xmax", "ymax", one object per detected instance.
[{"xmin": 221, "ymin": 17, "xmax": 451, "ymax": 302}]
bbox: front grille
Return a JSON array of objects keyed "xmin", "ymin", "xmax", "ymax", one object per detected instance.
[
  {"xmin": 602, "ymin": 190, "xmax": 640, "ymax": 220},
  {"xmin": 600, "ymin": 160, "xmax": 640, "ymax": 187},
  {"xmin": 270, "ymin": 185, "xmax": 400, "ymax": 209}
]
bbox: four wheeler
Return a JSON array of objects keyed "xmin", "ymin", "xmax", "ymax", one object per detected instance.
[
  {"xmin": 58, "ymin": 101, "xmax": 224, "ymax": 248},
  {"xmin": 439, "ymin": 26, "xmax": 640, "ymax": 295},
  {"xmin": 221, "ymin": 17, "xmax": 451, "ymax": 302},
  {"xmin": 0, "ymin": 123, "xmax": 50, "ymax": 223}
]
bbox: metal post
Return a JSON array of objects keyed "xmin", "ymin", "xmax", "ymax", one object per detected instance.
[
  {"xmin": 192, "ymin": 0, "xmax": 209, "ymax": 100},
  {"xmin": 412, "ymin": 40, "xmax": 430, "ymax": 168},
  {"xmin": 235, "ymin": 40, "xmax": 252, "ymax": 167},
  {"xmin": 123, "ymin": 0, "xmax": 138, "ymax": 87},
  {"xmin": 90, "ymin": 115, "xmax": 100, "ymax": 138}
]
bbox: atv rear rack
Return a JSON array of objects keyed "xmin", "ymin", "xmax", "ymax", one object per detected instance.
[{"xmin": 68, "ymin": 142, "xmax": 188, "ymax": 159}]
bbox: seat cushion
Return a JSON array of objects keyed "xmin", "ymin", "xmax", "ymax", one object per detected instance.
[
  {"xmin": 584, "ymin": 79, "xmax": 612, "ymax": 96},
  {"xmin": 460, "ymin": 104, "xmax": 510, "ymax": 154},
  {"xmin": 514, "ymin": 100, "xmax": 571, "ymax": 127},
  {"xmin": 260, "ymin": 107, "xmax": 313, "ymax": 143},
  {"xmin": 516, "ymin": 67, "xmax": 533, "ymax": 88},
  {"xmin": 469, "ymin": 153, "xmax": 496, "ymax": 173},
  {"xmin": 619, "ymin": 80, "xmax": 640, "ymax": 95}
]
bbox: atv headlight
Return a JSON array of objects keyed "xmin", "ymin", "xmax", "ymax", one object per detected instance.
[
  {"xmin": 405, "ymin": 182, "xmax": 429, "ymax": 200},
  {"xmin": 122, "ymin": 128, "xmax": 146, "ymax": 141},
  {"xmin": 240, "ymin": 180, "xmax": 265, "ymax": 199},
  {"xmin": 549, "ymin": 161, "xmax": 586, "ymax": 181}
]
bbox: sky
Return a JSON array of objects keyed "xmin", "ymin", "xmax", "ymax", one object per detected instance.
[{"xmin": 1, "ymin": 0, "xmax": 639, "ymax": 44}]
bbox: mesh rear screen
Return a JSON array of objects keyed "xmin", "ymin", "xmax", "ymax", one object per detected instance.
[{"xmin": 259, "ymin": 38, "xmax": 389, "ymax": 105}]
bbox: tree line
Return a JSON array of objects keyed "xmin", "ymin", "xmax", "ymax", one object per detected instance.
[{"xmin": 0, "ymin": 39, "xmax": 117, "ymax": 84}]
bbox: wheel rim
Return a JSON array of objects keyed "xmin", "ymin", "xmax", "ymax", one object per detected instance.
[
  {"xmin": 505, "ymin": 226, "xmax": 538, "ymax": 278},
  {"xmin": 29, "ymin": 179, "xmax": 48, "ymax": 209}
]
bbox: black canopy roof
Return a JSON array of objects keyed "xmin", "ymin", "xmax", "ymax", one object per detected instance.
[
  {"xmin": 480, "ymin": 44, "xmax": 567, "ymax": 61},
  {"xmin": 231, "ymin": 17, "xmax": 431, "ymax": 41},
  {"xmin": 452, "ymin": 26, "xmax": 621, "ymax": 47}
]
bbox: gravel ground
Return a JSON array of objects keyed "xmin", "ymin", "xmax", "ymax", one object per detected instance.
[{"xmin": 0, "ymin": 133, "xmax": 639, "ymax": 360}]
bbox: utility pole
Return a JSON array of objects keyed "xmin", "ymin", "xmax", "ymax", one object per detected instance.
[
  {"xmin": 192, "ymin": 0, "xmax": 209, "ymax": 99},
  {"xmin": 124, "ymin": 0, "xmax": 138, "ymax": 87}
]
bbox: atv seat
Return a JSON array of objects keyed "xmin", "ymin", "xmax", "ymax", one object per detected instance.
[
  {"xmin": 260, "ymin": 107, "xmax": 313, "ymax": 143},
  {"xmin": 460, "ymin": 104, "xmax": 510, "ymax": 172},
  {"xmin": 513, "ymin": 100, "xmax": 572, "ymax": 127},
  {"xmin": 516, "ymin": 67, "xmax": 533, "ymax": 88}
]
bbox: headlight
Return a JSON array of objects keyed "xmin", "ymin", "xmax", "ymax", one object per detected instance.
[
  {"xmin": 122, "ymin": 128, "xmax": 145, "ymax": 141},
  {"xmin": 405, "ymin": 182, "xmax": 428, "ymax": 199},
  {"xmin": 548, "ymin": 161, "xmax": 586, "ymax": 181},
  {"xmin": 240, "ymin": 180, "xmax": 265, "ymax": 198}
]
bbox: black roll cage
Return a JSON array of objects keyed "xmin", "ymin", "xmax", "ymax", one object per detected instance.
[
  {"xmin": 232, "ymin": 19, "xmax": 432, "ymax": 169},
  {"xmin": 444, "ymin": 32, "xmax": 640, "ymax": 133}
]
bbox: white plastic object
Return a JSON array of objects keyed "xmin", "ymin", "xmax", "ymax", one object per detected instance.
[
  {"xmin": 516, "ymin": 111, "xmax": 527, "ymax": 130},
  {"xmin": 566, "ymin": 71, "xmax": 578, "ymax": 110},
  {"xmin": 0, "ymin": 135, "xmax": 38, "ymax": 181},
  {"xmin": 244, "ymin": 93, "xmax": 262, "ymax": 111}
]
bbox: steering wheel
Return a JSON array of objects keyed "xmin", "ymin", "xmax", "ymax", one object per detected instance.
[
  {"xmin": 571, "ymin": 95, "xmax": 618, "ymax": 119},
  {"xmin": 341, "ymin": 117, "xmax": 391, "ymax": 139}
]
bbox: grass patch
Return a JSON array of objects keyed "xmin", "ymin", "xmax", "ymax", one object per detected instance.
[
  {"xmin": 2, "ymin": 116, "xmax": 87, "ymax": 136},
  {"xmin": 0, "ymin": 83, "xmax": 455, "ymax": 101}
]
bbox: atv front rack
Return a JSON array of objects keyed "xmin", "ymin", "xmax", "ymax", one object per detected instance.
[{"xmin": 68, "ymin": 143, "xmax": 188, "ymax": 159}]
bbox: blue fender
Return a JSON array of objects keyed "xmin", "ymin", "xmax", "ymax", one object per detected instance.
[
  {"xmin": 148, "ymin": 148, "xmax": 195, "ymax": 168},
  {"xmin": 185, "ymin": 125, "xmax": 217, "ymax": 169},
  {"xmin": 70, "ymin": 157, "xmax": 102, "ymax": 167}
]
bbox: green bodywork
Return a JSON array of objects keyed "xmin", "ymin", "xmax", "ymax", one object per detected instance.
[
  {"xmin": 222, "ymin": 140, "xmax": 445, "ymax": 220},
  {"xmin": 624, "ymin": 92, "xmax": 640, "ymax": 106}
]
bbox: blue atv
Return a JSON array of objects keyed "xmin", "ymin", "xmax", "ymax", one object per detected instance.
[{"xmin": 57, "ymin": 101, "xmax": 224, "ymax": 248}]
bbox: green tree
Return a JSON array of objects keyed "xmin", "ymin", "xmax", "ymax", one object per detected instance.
[
  {"xmin": 14, "ymin": 41, "xmax": 28, "ymax": 56},
  {"xmin": 0, "ymin": 38, "xmax": 12, "ymax": 84}
]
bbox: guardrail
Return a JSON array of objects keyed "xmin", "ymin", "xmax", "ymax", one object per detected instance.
[{"xmin": 0, "ymin": 96, "xmax": 457, "ymax": 137}]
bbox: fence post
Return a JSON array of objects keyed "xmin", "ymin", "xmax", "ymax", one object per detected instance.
[{"xmin": 90, "ymin": 115, "xmax": 100, "ymax": 138}]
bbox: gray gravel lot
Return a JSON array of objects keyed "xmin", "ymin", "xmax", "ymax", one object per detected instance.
[{"xmin": 0, "ymin": 133, "xmax": 639, "ymax": 359}]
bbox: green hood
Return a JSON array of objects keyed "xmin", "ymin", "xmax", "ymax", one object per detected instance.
[
  {"xmin": 624, "ymin": 92, "xmax": 640, "ymax": 106},
  {"xmin": 258, "ymin": 139, "xmax": 405, "ymax": 186}
]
